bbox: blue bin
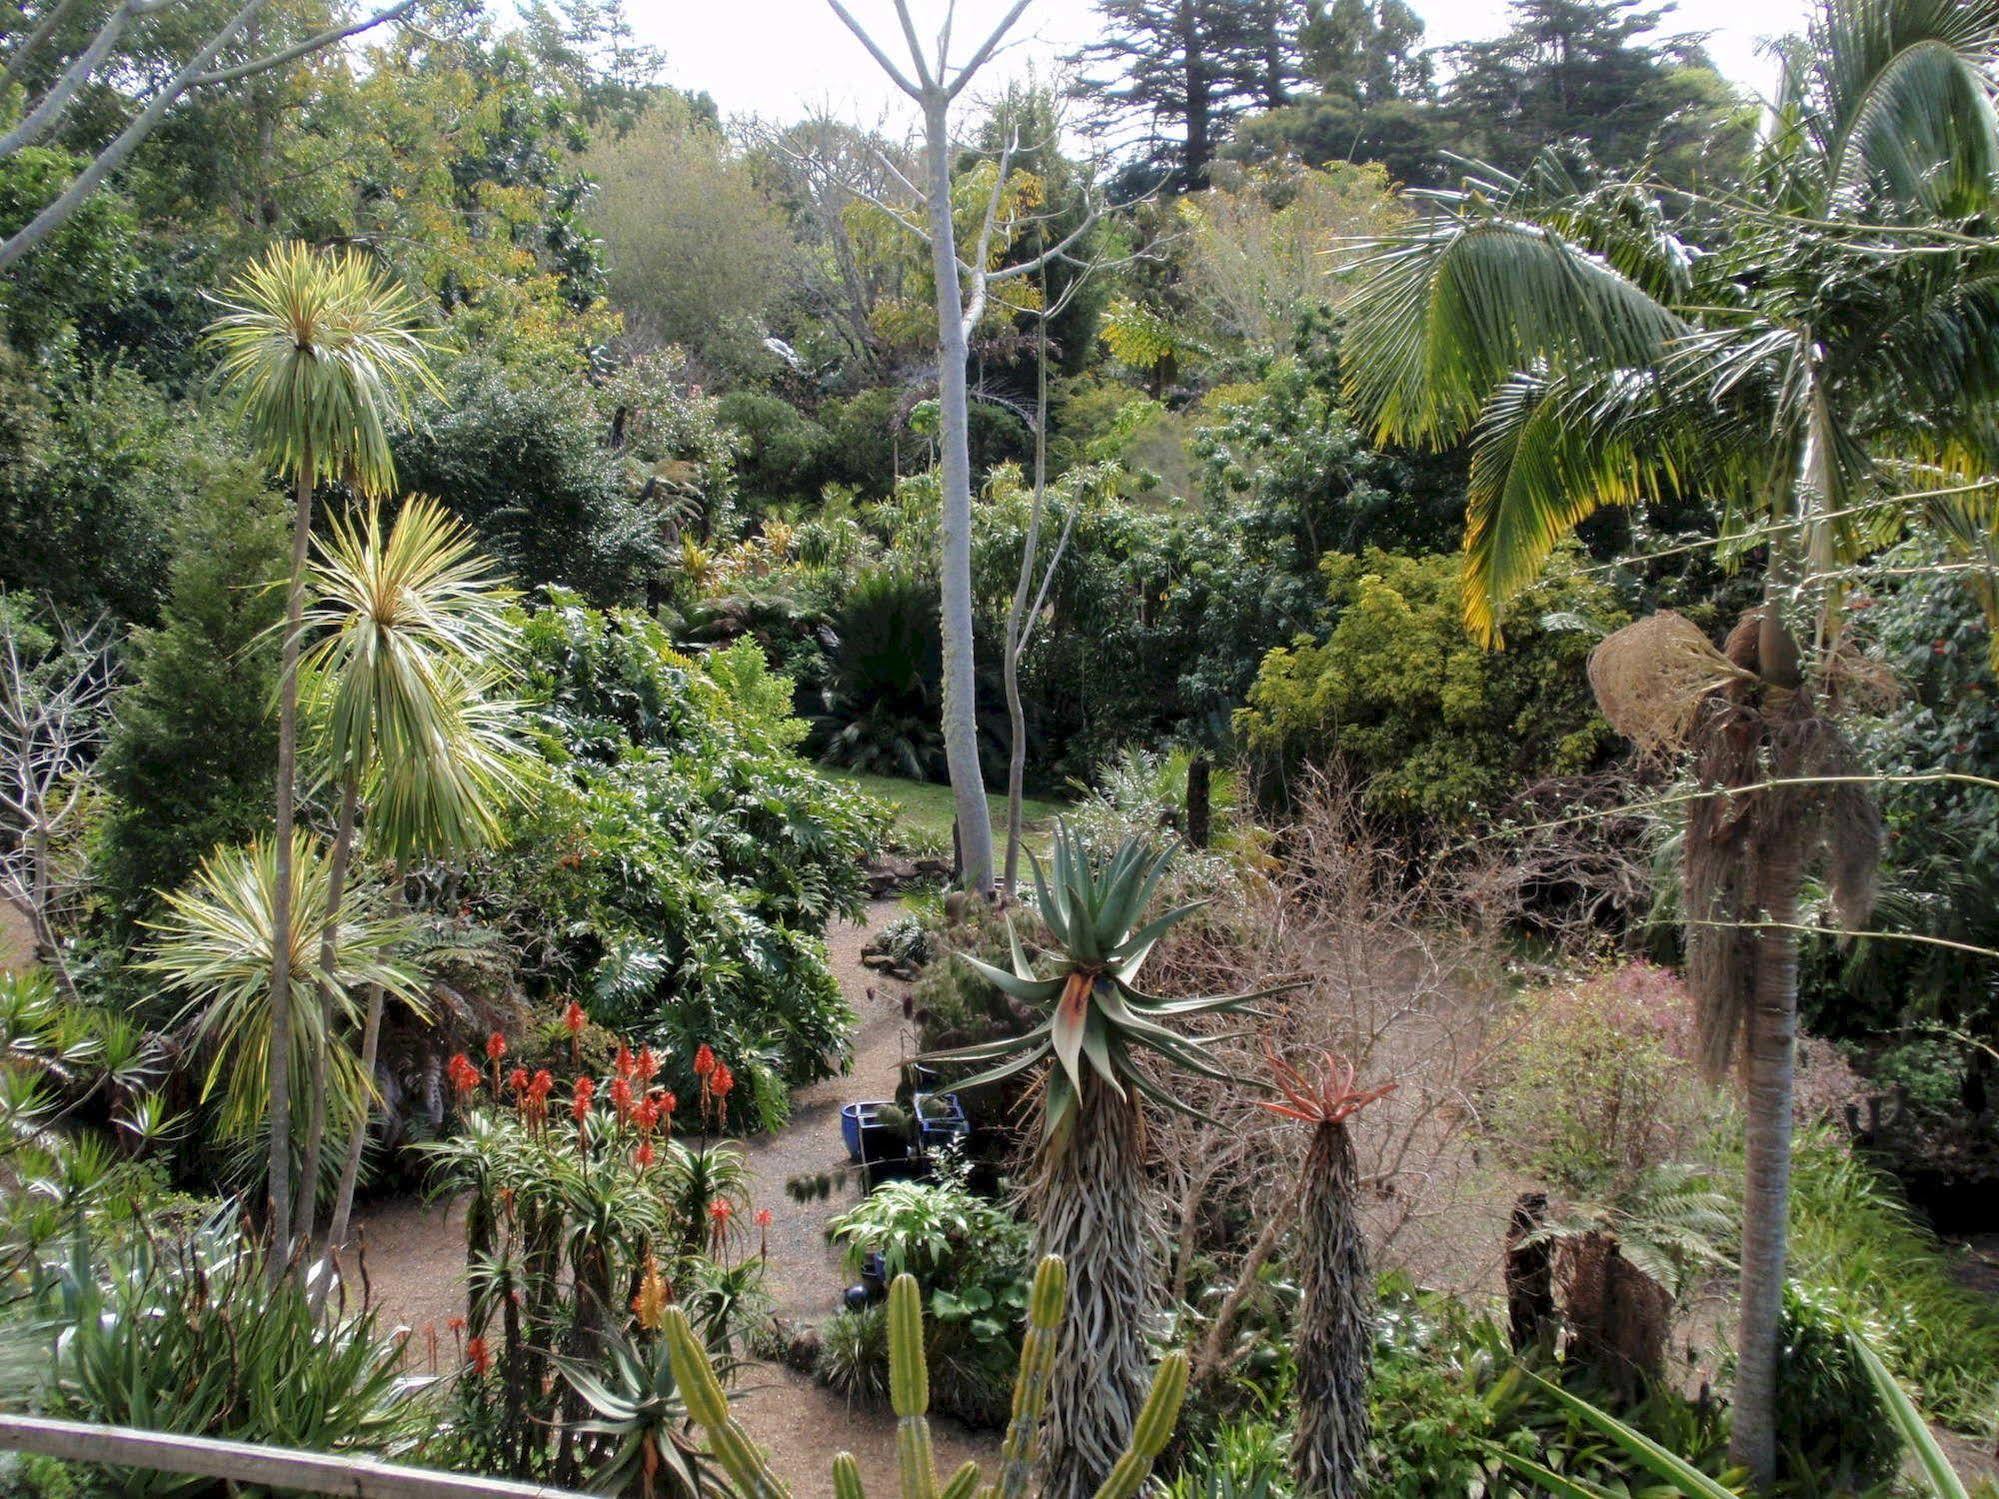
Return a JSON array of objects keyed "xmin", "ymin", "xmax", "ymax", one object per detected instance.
[
  {"xmin": 913, "ymin": 1091, "xmax": 970, "ymax": 1149},
  {"xmin": 841, "ymin": 1101, "xmax": 897, "ymax": 1163}
]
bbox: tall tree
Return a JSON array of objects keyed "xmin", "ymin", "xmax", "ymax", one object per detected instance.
[
  {"xmin": 1339, "ymin": 0, "xmax": 1999, "ymax": 1481},
  {"xmin": 1440, "ymin": 0, "xmax": 1743, "ymax": 177},
  {"xmin": 0, "ymin": 0, "xmax": 416, "ymax": 269},
  {"xmin": 1073, "ymin": 0, "xmax": 1305, "ymax": 190},
  {"xmin": 823, "ymin": 0, "xmax": 1102, "ymax": 896},
  {"xmin": 300, "ymin": 495, "xmax": 525, "ymax": 1255},
  {"xmin": 202, "ymin": 241, "xmax": 440, "ymax": 1268},
  {"xmin": 1300, "ymin": 0, "xmax": 1429, "ymax": 102},
  {"xmin": 97, "ymin": 459, "xmax": 288, "ymax": 933}
]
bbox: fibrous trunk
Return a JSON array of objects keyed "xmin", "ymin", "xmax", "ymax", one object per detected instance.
[
  {"xmin": 1033, "ymin": 1082, "xmax": 1159, "ymax": 1499},
  {"xmin": 1294, "ymin": 1121, "xmax": 1372, "ymax": 1499}
]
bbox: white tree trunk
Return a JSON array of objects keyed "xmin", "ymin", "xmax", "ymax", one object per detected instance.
[{"xmin": 921, "ymin": 94, "xmax": 995, "ymax": 895}]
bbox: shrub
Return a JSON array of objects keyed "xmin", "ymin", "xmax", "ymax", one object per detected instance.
[
  {"xmin": 717, "ymin": 390, "xmax": 832, "ymax": 508},
  {"xmin": 392, "ymin": 357, "xmax": 657, "ymax": 605},
  {"xmin": 95, "ymin": 460, "xmax": 287, "ymax": 935},
  {"xmin": 821, "ymin": 1164, "xmax": 1033, "ymax": 1428},
  {"xmin": 815, "ymin": 1304, "xmax": 890, "ymax": 1405},
  {"xmin": 1237, "ymin": 547, "xmax": 1623, "ymax": 830},
  {"xmin": 1787, "ymin": 1128, "xmax": 1999, "ymax": 1433},
  {"xmin": 1480, "ymin": 962, "xmax": 1710, "ymax": 1196},
  {"xmin": 1766, "ymin": 1282, "xmax": 1900, "ymax": 1490},
  {"xmin": 470, "ymin": 596, "xmax": 888, "ymax": 1128}
]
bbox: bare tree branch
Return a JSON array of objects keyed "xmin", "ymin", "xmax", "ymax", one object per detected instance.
[
  {"xmin": 0, "ymin": 0, "xmax": 139, "ymax": 159},
  {"xmin": 825, "ymin": 0, "xmax": 925, "ymax": 98},
  {"xmin": 944, "ymin": 0, "xmax": 1035, "ymax": 101},
  {"xmin": 191, "ymin": 0, "xmax": 420, "ymax": 87},
  {"xmin": 0, "ymin": 0, "xmax": 88, "ymax": 96},
  {"xmin": 0, "ymin": 0, "xmax": 413, "ymax": 270}
]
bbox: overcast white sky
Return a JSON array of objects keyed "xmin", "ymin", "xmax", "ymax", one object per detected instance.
[{"xmin": 620, "ymin": 0, "xmax": 1808, "ymax": 130}]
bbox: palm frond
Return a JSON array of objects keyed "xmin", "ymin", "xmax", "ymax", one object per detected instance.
[
  {"xmin": 1812, "ymin": 0, "xmax": 1999, "ymax": 218},
  {"xmin": 1341, "ymin": 207, "xmax": 1682, "ymax": 448}
]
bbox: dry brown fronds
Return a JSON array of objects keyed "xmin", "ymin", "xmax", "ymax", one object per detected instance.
[{"xmin": 1588, "ymin": 612, "xmax": 1752, "ymax": 758}]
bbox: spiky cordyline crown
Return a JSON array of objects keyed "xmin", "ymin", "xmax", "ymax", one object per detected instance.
[{"xmin": 924, "ymin": 825, "xmax": 1300, "ymax": 1142}]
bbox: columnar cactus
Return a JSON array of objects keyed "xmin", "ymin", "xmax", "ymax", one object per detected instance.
[{"xmin": 661, "ymin": 1253, "xmax": 1189, "ymax": 1499}]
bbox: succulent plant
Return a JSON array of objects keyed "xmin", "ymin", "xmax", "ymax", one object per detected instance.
[
  {"xmin": 922, "ymin": 827, "xmax": 1295, "ymax": 1499},
  {"xmin": 926, "ymin": 825, "xmax": 1297, "ymax": 1143},
  {"xmin": 1263, "ymin": 1048, "xmax": 1395, "ymax": 1499},
  {"xmin": 661, "ymin": 1254, "xmax": 1188, "ymax": 1499}
]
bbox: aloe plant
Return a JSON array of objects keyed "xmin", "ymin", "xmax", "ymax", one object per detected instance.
[
  {"xmin": 927, "ymin": 826, "xmax": 1294, "ymax": 1498},
  {"xmin": 662, "ymin": 1254, "xmax": 1190, "ymax": 1499}
]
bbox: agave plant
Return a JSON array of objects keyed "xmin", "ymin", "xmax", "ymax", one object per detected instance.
[
  {"xmin": 559, "ymin": 1324, "xmax": 726, "ymax": 1499},
  {"xmin": 1261, "ymin": 1049, "xmax": 1395, "ymax": 1499},
  {"xmin": 926, "ymin": 826, "xmax": 1295, "ymax": 1499}
]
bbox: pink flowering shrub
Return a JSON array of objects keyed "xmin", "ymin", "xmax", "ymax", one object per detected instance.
[{"xmin": 1483, "ymin": 961, "xmax": 1712, "ymax": 1194}]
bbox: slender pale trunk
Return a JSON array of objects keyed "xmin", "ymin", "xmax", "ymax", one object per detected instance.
[
  {"xmin": 328, "ymin": 859, "xmax": 400, "ymax": 1254},
  {"xmin": 1033, "ymin": 1084, "xmax": 1159, "ymax": 1499},
  {"xmin": 921, "ymin": 92, "xmax": 995, "ymax": 896},
  {"xmin": 1729, "ymin": 828, "xmax": 1802, "ymax": 1488},
  {"xmin": 1001, "ymin": 287, "xmax": 1051, "ymax": 898},
  {"xmin": 266, "ymin": 461, "xmax": 312, "ymax": 1272},
  {"xmin": 298, "ymin": 774, "xmax": 359, "ymax": 1250}
]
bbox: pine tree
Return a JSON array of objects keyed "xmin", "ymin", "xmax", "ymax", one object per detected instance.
[
  {"xmin": 97, "ymin": 460, "xmax": 287, "ymax": 936},
  {"xmin": 1440, "ymin": 0, "xmax": 1744, "ymax": 176},
  {"xmin": 1073, "ymin": 0, "xmax": 1307, "ymax": 189}
]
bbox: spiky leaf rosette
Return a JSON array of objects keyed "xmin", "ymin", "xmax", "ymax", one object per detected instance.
[{"xmin": 925, "ymin": 825, "xmax": 1297, "ymax": 1142}]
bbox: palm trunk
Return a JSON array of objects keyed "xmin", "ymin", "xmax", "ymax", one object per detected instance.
[
  {"xmin": 266, "ymin": 461, "xmax": 312, "ymax": 1273},
  {"xmin": 298, "ymin": 773, "xmax": 360, "ymax": 1250},
  {"xmin": 1294, "ymin": 1122, "xmax": 1372, "ymax": 1499},
  {"xmin": 1032, "ymin": 1084, "xmax": 1160, "ymax": 1499},
  {"xmin": 1727, "ymin": 828, "xmax": 1803, "ymax": 1489},
  {"xmin": 921, "ymin": 92, "xmax": 995, "ymax": 897},
  {"xmin": 327, "ymin": 862, "xmax": 397, "ymax": 1254}
]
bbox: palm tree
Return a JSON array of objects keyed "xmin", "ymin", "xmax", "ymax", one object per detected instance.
[
  {"xmin": 298, "ymin": 495, "xmax": 523, "ymax": 1251},
  {"xmin": 1337, "ymin": 0, "xmax": 1999, "ymax": 1480},
  {"xmin": 927, "ymin": 827, "xmax": 1296, "ymax": 1498},
  {"xmin": 202, "ymin": 242, "xmax": 441, "ymax": 1260},
  {"xmin": 143, "ymin": 833, "xmax": 425, "ymax": 1153}
]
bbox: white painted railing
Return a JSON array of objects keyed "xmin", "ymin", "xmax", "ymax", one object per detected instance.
[{"xmin": 0, "ymin": 1414, "xmax": 584, "ymax": 1499}]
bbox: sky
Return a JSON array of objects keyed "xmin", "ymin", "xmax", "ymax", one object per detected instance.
[{"xmin": 622, "ymin": 0, "xmax": 1809, "ymax": 131}]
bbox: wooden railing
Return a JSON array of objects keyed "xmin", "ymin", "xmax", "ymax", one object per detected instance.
[{"xmin": 0, "ymin": 1414, "xmax": 583, "ymax": 1499}]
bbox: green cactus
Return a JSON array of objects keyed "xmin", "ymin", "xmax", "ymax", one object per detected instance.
[{"xmin": 661, "ymin": 1254, "xmax": 1189, "ymax": 1499}]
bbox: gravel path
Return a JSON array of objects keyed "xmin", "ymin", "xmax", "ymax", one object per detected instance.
[{"xmin": 357, "ymin": 899, "xmax": 1001, "ymax": 1485}]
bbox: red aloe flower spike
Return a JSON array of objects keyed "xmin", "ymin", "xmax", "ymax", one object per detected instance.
[
  {"xmin": 636, "ymin": 1045, "xmax": 659, "ymax": 1083},
  {"xmin": 466, "ymin": 1335, "xmax": 491, "ymax": 1377},
  {"xmin": 616, "ymin": 1045, "xmax": 636, "ymax": 1079},
  {"xmin": 693, "ymin": 1044, "xmax": 716, "ymax": 1079}
]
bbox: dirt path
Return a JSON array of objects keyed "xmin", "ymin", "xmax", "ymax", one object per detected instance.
[{"xmin": 358, "ymin": 899, "xmax": 1001, "ymax": 1485}]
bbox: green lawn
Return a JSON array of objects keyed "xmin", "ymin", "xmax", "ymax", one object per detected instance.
[{"xmin": 824, "ymin": 769, "xmax": 1068, "ymax": 854}]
